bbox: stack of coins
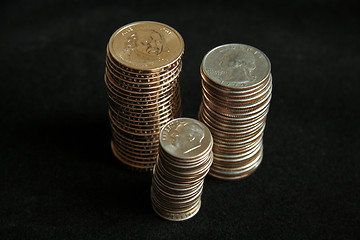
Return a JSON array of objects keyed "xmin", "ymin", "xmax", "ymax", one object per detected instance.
[
  {"xmin": 105, "ymin": 21, "xmax": 184, "ymax": 171},
  {"xmin": 198, "ymin": 43, "xmax": 272, "ymax": 180},
  {"xmin": 151, "ymin": 118, "xmax": 213, "ymax": 221}
]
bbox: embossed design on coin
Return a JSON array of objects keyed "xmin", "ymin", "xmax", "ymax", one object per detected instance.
[
  {"xmin": 125, "ymin": 30, "xmax": 164, "ymax": 57},
  {"xmin": 219, "ymin": 48, "xmax": 256, "ymax": 82},
  {"xmin": 198, "ymin": 43, "xmax": 273, "ymax": 180},
  {"xmin": 151, "ymin": 118, "xmax": 213, "ymax": 221},
  {"xmin": 109, "ymin": 21, "xmax": 184, "ymax": 71},
  {"xmin": 160, "ymin": 118, "xmax": 212, "ymax": 159},
  {"xmin": 168, "ymin": 121, "xmax": 205, "ymax": 155},
  {"xmin": 202, "ymin": 43, "xmax": 271, "ymax": 88},
  {"xmin": 104, "ymin": 21, "xmax": 184, "ymax": 171}
]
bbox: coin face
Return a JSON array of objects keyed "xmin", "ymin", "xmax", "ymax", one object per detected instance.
[
  {"xmin": 160, "ymin": 118, "xmax": 212, "ymax": 159},
  {"xmin": 109, "ymin": 21, "xmax": 184, "ymax": 71},
  {"xmin": 202, "ymin": 43, "xmax": 270, "ymax": 88}
]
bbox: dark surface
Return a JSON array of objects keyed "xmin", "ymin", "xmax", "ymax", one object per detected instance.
[{"xmin": 1, "ymin": 0, "xmax": 359, "ymax": 239}]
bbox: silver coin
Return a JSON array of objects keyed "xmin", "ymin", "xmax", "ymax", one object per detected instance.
[
  {"xmin": 151, "ymin": 117, "xmax": 213, "ymax": 221},
  {"xmin": 202, "ymin": 43, "xmax": 271, "ymax": 89},
  {"xmin": 199, "ymin": 44, "xmax": 272, "ymax": 179},
  {"xmin": 160, "ymin": 118, "xmax": 213, "ymax": 160}
]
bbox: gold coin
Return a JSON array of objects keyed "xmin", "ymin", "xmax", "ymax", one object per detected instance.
[{"xmin": 108, "ymin": 21, "xmax": 184, "ymax": 72}]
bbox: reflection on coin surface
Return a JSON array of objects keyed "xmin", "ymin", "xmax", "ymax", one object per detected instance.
[
  {"xmin": 160, "ymin": 118, "xmax": 212, "ymax": 159},
  {"xmin": 199, "ymin": 43, "xmax": 272, "ymax": 180},
  {"xmin": 109, "ymin": 21, "xmax": 184, "ymax": 71},
  {"xmin": 105, "ymin": 21, "xmax": 184, "ymax": 171},
  {"xmin": 202, "ymin": 43, "xmax": 270, "ymax": 88},
  {"xmin": 151, "ymin": 118, "xmax": 213, "ymax": 221}
]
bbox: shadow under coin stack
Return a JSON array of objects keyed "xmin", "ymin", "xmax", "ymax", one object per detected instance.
[
  {"xmin": 151, "ymin": 118, "xmax": 213, "ymax": 221},
  {"xmin": 198, "ymin": 43, "xmax": 272, "ymax": 180},
  {"xmin": 105, "ymin": 21, "xmax": 184, "ymax": 171}
]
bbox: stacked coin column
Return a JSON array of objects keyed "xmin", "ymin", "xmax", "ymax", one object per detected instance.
[
  {"xmin": 151, "ymin": 118, "xmax": 213, "ymax": 221},
  {"xmin": 104, "ymin": 21, "xmax": 184, "ymax": 171},
  {"xmin": 198, "ymin": 43, "xmax": 272, "ymax": 180}
]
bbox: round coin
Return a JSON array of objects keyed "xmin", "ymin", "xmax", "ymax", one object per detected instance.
[{"xmin": 108, "ymin": 21, "xmax": 184, "ymax": 72}]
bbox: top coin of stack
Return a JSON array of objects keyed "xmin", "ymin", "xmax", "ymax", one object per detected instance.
[
  {"xmin": 151, "ymin": 118, "xmax": 213, "ymax": 221},
  {"xmin": 105, "ymin": 21, "xmax": 184, "ymax": 171},
  {"xmin": 198, "ymin": 43, "xmax": 272, "ymax": 180}
]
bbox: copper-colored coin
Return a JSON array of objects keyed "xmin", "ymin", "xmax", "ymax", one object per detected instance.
[
  {"xmin": 111, "ymin": 141, "xmax": 156, "ymax": 169},
  {"xmin": 105, "ymin": 65, "xmax": 181, "ymax": 91},
  {"xmin": 107, "ymin": 90, "xmax": 180, "ymax": 114},
  {"xmin": 106, "ymin": 56, "xmax": 182, "ymax": 83},
  {"xmin": 105, "ymin": 73, "xmax": 180, "ymax": 99},
  {"xmin": 104, "ymin": 21, "xmax": 184, "ymax": 171},
  {"xmin": 109, "ymin": 106, "xmax": 181, "ymax": 136},
  {"xmin": 108, "ymin": 21, "xmax": 184, "ymax": 72}
]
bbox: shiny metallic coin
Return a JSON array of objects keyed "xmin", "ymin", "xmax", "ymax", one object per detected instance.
[
  {"xmin": 111, "ymin": 141, "xmax": 156, "ymax": 169},
  {"xmin": 111, "ymin": 134, "xmax": 159, "ymax": 153},
  {"xmin": 151, "ymin": 118, "xmax": 213, "ymax": 221},
  {"xmin": 151, "ymin": 189, "xmax": 201, "ymax": 222},
  {"xmin": 201, "ymin": 76, "xmax": 272, "ymax": 105},
  {"xmin": 200, "ymin": 102, "xmax": 269, "ymax": 129},
  {"xmin": 105, "ymin": 66, "xmax": 181, "ymax": 92},
  {"xmin": 111, "ymin": 139, "xmax": 159, "ymax": 158},
  {"xmin": 200, "ymin": 65, "xmax": 271, "ymax": 95},
  {"xmin": 159, "ymin": 118, "xmax": 213, "ymax": 160},
  {"xmin": 153, "ymin": 171, "xmax": 204, "ymax": 196},
  {"xmin": 212, "ymin": 145, "xmax": 263, "ymax": 166},
  {"xmin": 199, "ymin": 43, "xmax": 272, "ymax": 179},
  {"xmin": 153, "ymin": 172, "xmax": 204, "ymax": 195},
  {"xmin": 200, "ymin": 111, "xmax": 266, "ymax": 135},
  {"xmin": 110, "ymin": 109, "xmax": 179, "ymax": 132},
  {"xmin": 201, "ymin": 44, "xmax": 271, "ymax": 90},
  {"xmin": 209, "ymin": 150, "xmax": 263, "ymax": 180},
  {"xmin": 105, "ymin": 73, "xmax": 180, "ymax": 99},
  {"xmin": 202, "ymin": 93, "xmax": 271, "ymax": 118},
  {"xmin": 105, "ymin": 21, "xmax": 184, "ymax": 171},
  {"xmin": 106, "ymin": 83, "xmax": 180, "ymax": 109},
  {"xmin": 107, "ymin": 98, "xmax": 180, "ymax": 117},
  {"xmin": 200, "ymin": 100, "xmax": 270, "ymax": 123},
  {"xmin": 108, "ymin": 21, "xmax": 184, "ymax": 72},
  {"xmin": 106, "ymin": 58, "xmax": 182, "ymax": 85},
  {"xmin": 109, "ymin": 108, "xmax": 181, "ymax": 136},
  {"xmin": 202, "ymin": 87, "xmax": 272, "ymax": 114},
  {"xmin": 107, "ymin": 93, "xmax": 180, "ymax": 115},
  {"xmin": 213, "ymin": 141, "xmax": 262, "ymax": 160}
]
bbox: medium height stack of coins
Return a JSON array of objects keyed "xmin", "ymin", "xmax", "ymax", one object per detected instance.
[
  {"xmin": 151, "ymin": 118, "xmax": 213, "ymax": 221},
  {"xmin": 105, "ymin": 21, "xmax": 184, "ymax": 170},
  {"xmin": 198, "ymin": 43, "xmax": 272, "ymax": 180}
]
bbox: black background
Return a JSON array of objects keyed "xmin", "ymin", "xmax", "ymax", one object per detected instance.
[{"xmin": 1, "ymin": 0, "xmax": 359, "ymax": 239}]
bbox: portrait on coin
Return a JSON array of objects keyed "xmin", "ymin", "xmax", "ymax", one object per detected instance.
[
  {"xmin": 125, "ymin": 29, "xmax": 164, "ymax": 59},
  {"xmin": 168, "ymin": 122, "xmax": 205, "ymax": 155},
  {"xmin": 220, "ymin": 49, "xmax": 257, "ymax": 82}
]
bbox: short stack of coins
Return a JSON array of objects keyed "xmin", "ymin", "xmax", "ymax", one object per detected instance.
[
  {"xmin": 198, "ymin": 43, "xmax": 272, "ymax": 180},
  {"xmin": 104, "ymin": 21, "xmax": 184, "ymax": 171},
  {"xmin": 151, "ymin": 118, "xmax": 213, "ymax": 221}
]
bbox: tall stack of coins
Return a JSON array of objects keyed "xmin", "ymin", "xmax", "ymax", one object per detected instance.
[
  {"xmin": 198, "ymin": 43, "xmax": 272, "ymax": 180},
  {"xmin": 105, "ymin": 21, "xmax": 184, "ymax": 171},
  {"xmin": 151, "ymin": 118, "xmax": 213, "ymax": 221}
]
